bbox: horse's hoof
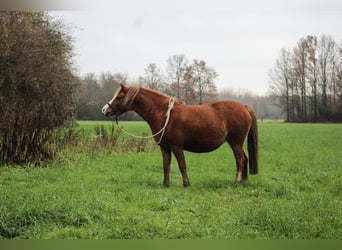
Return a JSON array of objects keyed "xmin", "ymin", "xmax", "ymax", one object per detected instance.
[
  {"xmin": 163, "ymin": 182, "xmax": 170, "ymax": 188},
  {"xmin": 235, "ymin": 178, "xmax": 247, "ymax": 183},
  {"xmin": 183, "ymin": 182, "xmax": 191, "ymax": 187}
]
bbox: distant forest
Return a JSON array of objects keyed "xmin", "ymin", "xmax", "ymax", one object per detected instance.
[
  {"xmin": 269, "ymin": 35, "xmax": 342, "ymax": 122},
  {"xmin": 78, "ymin": 34, "xmax": 342, "ymax": 123},
  {"xmin": 76, "ymin": 55, "xmax": 283, "ymax": 121}
]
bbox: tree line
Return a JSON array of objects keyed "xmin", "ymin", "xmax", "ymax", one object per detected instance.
[
  {"xmin": 77, "ymin": 69, "xmax": 282, "ymax": 121},
  {"xmin": 269, "ymin": 35, "xmax": 342, "ymax": 122},
  {"xmin": 77, "ymin": 55, "xmax": 219, "ymax": 120}
]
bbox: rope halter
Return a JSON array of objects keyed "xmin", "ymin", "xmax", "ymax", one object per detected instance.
[{"xmin": 116, "ymin": 96, "xmax": 176, "ymax": 145}]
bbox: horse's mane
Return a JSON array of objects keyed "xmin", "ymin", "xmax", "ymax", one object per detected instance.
[
  {"xmin": 122, "ymin": 85, "xmax": 140, "ymax": 108},
  {"xmin": 123, "ymin": 85, "xmax": 171, "ymax": 108},
  {"xmin": 140, "ymin": 86, "xmax": 169, "ymax": 98}
]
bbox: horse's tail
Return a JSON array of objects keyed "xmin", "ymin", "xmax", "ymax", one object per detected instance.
[{"xmin": 245, "ymin": 105, "xmax": 258, "ymax": 175}]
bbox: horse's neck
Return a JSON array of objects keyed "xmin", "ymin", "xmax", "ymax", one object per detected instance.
[{"xmin": 132, "ymin": 89, "xmax": 169, "ymax": 128}]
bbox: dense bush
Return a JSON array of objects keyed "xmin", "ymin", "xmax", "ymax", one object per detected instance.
[{"xmin": 0, "ymin": 12, "xmax": 79, "ymax": 165}]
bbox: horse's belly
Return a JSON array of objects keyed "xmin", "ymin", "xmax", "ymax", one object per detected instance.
[
  {"xmin": 184, "ymin": 144, "xmax": 222, "ymax": 153},
  {"xmin": 183, "ymin": 135, "xmax": 226, "ymax": 153},
  {"xmin": 170, "ymin": 114, "xmax": 228, "ymax": 153}
]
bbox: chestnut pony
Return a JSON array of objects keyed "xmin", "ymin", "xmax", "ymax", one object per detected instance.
[{"xmin": 102, "ymin": 84, "xmax": 258, "ymax": 187}]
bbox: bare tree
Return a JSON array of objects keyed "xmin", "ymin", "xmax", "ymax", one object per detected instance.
[
  {"xmin": 166, "ymin": 54, "xmax": 188, "ymax": 100},
  {"xmin": 191, "ymin": 59, "xmax": 218, "ymax": 104},
  {"xmin": 183, "ymin": 65, "xmax": 197, "ymax": 104},
  {"xmin": 318, "ymin": 35, "xmax": 336, "ymax": 118},
  {"xmin": 306, "ymin": 35, "xmax": 319, "ymax": 121},
  {"xmin": 269, "ymin": 48, "xmax": 293, "ymax": 121},
  {"xmin": 335, "ymin": 42, "xmax": 342, "ymax": 113},
  {"xmin": 269, "ymin": 34, "xmax": 342, "ymax": 122},
  {"xmin": 138, "ymin": 58, "xmax": 218, "ymax": 105},
  {"xmin": 139, "ymin": 63, "xmax": 164, "ymax": 90},
  {"xmin": 293, "ymin": 38, "xmax": 309, "ymax": 121}
]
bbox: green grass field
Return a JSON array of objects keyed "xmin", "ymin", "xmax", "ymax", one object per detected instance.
[{"xmin": 0, "ymin": 121, "xmax": 341, "ymax": 239}]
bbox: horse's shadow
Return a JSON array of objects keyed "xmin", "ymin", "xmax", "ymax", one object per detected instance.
[
  {"xmin": 194, "ymin": 178, "xmax": 230, "ymax": 190},
  {"xmin": 136, "ymin": 174, "xmax": 260, "ymax": 190}
]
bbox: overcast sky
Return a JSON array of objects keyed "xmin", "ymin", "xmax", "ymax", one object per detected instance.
[{"xmin": 53, "ymin": 0, "xmax": 342, "ymax": 95}]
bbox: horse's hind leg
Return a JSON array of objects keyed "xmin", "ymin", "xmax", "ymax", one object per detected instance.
[{"xmin": 229, "ymin": 143, "xmax": 248, "ymax": 182}]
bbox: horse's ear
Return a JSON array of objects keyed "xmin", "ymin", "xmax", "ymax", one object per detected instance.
[{"xmin": 120, "ymin": 83, "xmax": 128, "ymax": 92}]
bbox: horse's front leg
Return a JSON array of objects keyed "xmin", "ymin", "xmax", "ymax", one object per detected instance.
[
  {"xmin": 171, "ymin": 146, "xmax": 190, "ymax": 187},
  {"xmin": 160, "ymin": 146, "xmax": 171, "ymax": 187}
]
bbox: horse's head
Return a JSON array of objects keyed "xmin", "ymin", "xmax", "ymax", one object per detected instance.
[{"xmin": 101, "ymin": 84, "xmax": 140, "ymax": 117}]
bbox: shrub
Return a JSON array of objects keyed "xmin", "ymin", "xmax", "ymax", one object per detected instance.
[{"xmin": 0, "ymin": 12, "xmax": 79, "ymax": 165}]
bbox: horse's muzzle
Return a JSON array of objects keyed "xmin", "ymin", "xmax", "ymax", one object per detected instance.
[{"xmin": 102, "ymin": 103, "xmax": 111, "ymax": 116}]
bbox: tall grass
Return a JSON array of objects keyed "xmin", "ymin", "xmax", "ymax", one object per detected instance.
[{"xmin": 58, "ymin": 121, "xmax": 156, "ymax": 159}]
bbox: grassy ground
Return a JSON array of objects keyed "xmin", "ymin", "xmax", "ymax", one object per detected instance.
[{"xmin": 0, "ymin": 121, "xmax": 341, "ymax": 239}]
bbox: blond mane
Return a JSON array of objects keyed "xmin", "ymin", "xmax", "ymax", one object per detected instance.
[{"xmin": 122, "ymin": 86, "xmax": 141, "ymax": 108}]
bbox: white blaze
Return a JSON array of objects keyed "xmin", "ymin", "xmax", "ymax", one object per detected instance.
[
  {"xmin": 101, "ymin": 86, "xmax": 122, "ymax": 115},
  {"xmin": 101, "ymin": 103, "xmax": 110, "ymax": 114}
]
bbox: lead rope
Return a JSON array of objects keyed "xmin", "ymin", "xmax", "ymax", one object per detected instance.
[{"xmin": 115, "ymin": 97, "xmax": 175, "ymax": 145}]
